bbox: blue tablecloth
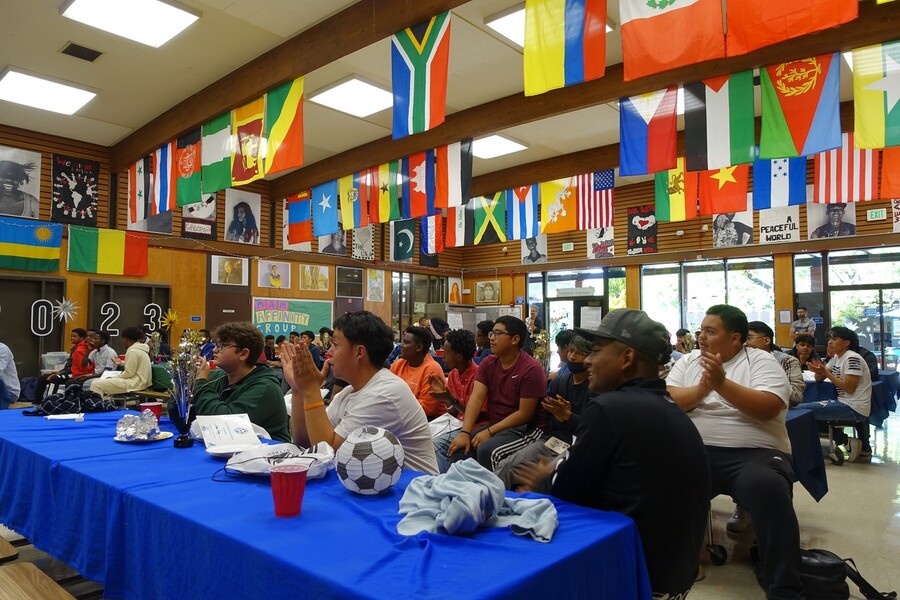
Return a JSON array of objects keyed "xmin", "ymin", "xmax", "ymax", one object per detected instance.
[
  {"xmin": 785, "ymin": 408, "xmax": 828, "ymax": 501},
  {"xmin": 0, "ymin": 410, "xmax": 652, "ymax": 600},
  {"xmin": 803, "ymin": 374, "xmax": 895, "ymax": 429}
]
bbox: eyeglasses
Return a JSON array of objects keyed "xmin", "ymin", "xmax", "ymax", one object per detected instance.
[
  {"xmin": 488, "ymin": 330, "xmax": 511, "ymax": 338},
  {"xmin": 746, "ymin": 334, "xmax": 768, "ymax": 341},
  {"xmin": 214, "ymin": 342, "xmax": 239, "ymax": 351}
]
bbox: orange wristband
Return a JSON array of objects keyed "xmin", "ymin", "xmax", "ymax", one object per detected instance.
[{"xmin": 303, "ymin": 400, "xmax": 325, "ymax": 411}]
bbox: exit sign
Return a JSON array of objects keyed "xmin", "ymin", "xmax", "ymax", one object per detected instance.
[
  {"xmin": 867, "ymin": 208, "xmax": 887, "ymax": 221},
  {"xmin": 562, "ymin": 242, "xmax": 574, "ymax": 252}
]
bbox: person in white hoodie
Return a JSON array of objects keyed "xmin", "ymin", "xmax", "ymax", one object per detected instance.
[{"xmin": 90, "ymin": 326, "xmax": 152, "ymax": 395}]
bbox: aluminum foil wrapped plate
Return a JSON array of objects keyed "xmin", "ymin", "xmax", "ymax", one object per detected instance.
[{"xmin": 114, "ymin": 411, "xmax": 171, "ymax": 443}]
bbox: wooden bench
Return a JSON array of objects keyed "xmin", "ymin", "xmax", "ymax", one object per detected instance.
[
  {"xmin": 0, "ymin": 537, "xmax": 17, "ymax": 564},
  {"xmin": 0, "ymin": 562, "xmax": 76, "ymax": 600},
  {"xmin": 134, "ymin": 389, "xmax": 170, "ymax": 402}
]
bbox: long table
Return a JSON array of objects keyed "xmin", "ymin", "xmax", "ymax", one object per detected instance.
[
  {"xmin": 785, "ymin": 408, "xmax": 828, "ymax": 501},
  {"xmin": 0, "ymin": 410, "xmax": 652, "ymax": 600},
  {"xmin": 802, "ymin": 370, "xmax": 899, "ymax": 428}
]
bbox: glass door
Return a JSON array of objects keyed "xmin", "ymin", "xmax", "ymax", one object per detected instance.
[{"xmin": 829, "ymin": 287, "xmax": 900, "ymax": 370}]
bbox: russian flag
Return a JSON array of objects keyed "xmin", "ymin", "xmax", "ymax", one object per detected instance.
[
  {"xmin": 619, "ymin": 88, "xmax": 678, "ymax": 177},
  {"xmin": 152, "ymin": 141, "xmax": 176, "ymax": 214}
]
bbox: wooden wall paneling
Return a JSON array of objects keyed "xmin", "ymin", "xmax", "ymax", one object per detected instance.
[
  {"xmin": 773, "ymin": 254, "xmax": 796, "ymax": 345},
  {"xmin": 625, "ymin": 265, "xmax": 641, "ymax": 309}
]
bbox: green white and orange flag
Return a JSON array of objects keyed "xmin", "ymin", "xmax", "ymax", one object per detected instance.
[
  {"xmin": 201, "ymin": 113, "xmax": 231, "ymax": 194},
  {"xmin": 264, "ymin": 77, "xmax": 304, "ymax": 176},
  {"xmin": 231, "ymin": 97, "xmax": 265, "ymax": 186},
  {"xmin": 852, "ymin": 41, "xmax": 900, "ymax": 149}
]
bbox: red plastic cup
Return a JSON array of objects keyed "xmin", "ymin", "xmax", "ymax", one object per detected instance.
[
  {"xmin": 140, "ymin": 402, "xmax": 163, "ymax": 422},
  {"xmin": 208, "ymin": 360, "xmax": 216, "ymax": 370},
  {"xmin": 271, "ymin": 464, "xmax": 308, "ymax": 517}
]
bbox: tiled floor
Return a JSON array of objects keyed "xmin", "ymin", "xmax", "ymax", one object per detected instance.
[{"xmin": 692, "ymin": 413, "xmax": 900, "ymax": 599}]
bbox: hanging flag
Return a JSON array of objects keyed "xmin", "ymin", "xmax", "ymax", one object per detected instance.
[
  {"xmin": 373, "ymin": 161, "xmax": 401, "ymax": 223},
  {"xmin": 684, "ymin": 72, "xmax": 755, "ymax": 172},
  {"xmin": 878, "ymin": 0, "xmax": 897, "ymax": 4},
  {"xmin": 0, "ymin": 217, "xmax": 62, "ymax": 272},
  {"xmin": 391, "ymin": 219, "xmax": 416, "ymax": 261},
  {"xmin": 576, "ymin": 170, "xmax": 614, "ymax": 229},
  {"xmin": 201, "ymin": 112, "xmax": 231, "ymax": 194},
  {"xmin": 232, "ymin": 97, "xmax": 265, "ymax": 186},
  {"xmin": 506, "ymin": 184, "xmax": 539, "ymax": 240},
  {"xmin": 391, "ymin": 12, "xmax": 451, "ymax": 139},
  {"xmin": 619, "ymin": 88, "xmax": 678, "ymax": 176},
  {"xmin": 540, "ymin": 178, "xmax": 578, "ymax": 233},
  {"xmin": 725, "ymin": 1, "xmax": 858, "ymax": 57},
  {"xmin": 523, "ymin": 0, "xmax": 606, "ymax": 96},
  {"xmin": 175, "ymin": 129, "xmax": 201, "ymax": 207},
  {"xmin": 698, "ymin": 164, "xmax": 750, "ymax": 215},
  {"xmin": 311, "ymin": 180, "xmax": 339, "ymax": 237},
  {"xmin": 882, "ymin": 146, "xmax": 900, "ymax": 198},
  {"xmin": 620, "ymin": 0, "xmax": 724, "ymax": 82},
  {"xmin": 263, "ymin": 77, "xmax": 304, "ymax": 176},
  {"xmin": 286, "ymin": 191, "xmax": 313, "ymax": 245},
  {"xmin": 127, "ymin": 156, "xmax": 152, "ymax": 224},
  {"xmin": 421, "ymin": 214, "xmax": 443, "ymax": 255},
  {"xmin": 752, "ymin": 154, "xmax": 808, "ymax": 210},
  {"xmin": 446, "ymin": 204, "xmax": 474, "ymax": 247},
  {"xmin": 68, "ymin": 226, "xmax": 148, "ymax": 276},
  {"xmin": 853, "ymin": 41, "xmax": 900, "ymax": 149},
  {"xmin": 654, "ymin": 158, "xmax": 698, "ymax": 222},
  {"xmin": 152, "ymin": 141, "xmax": 176, "ymax": 215},
  {"xmin": 435, "ymin": 140, "xmax": 473, "ymax": 208},
  {"xmin": 472, "ymin": 193, "xmax": 507, "ymax": 245},
  {"xmin": 357, "ymin": 168, "xmax": 378, "ymax": 226},
  {"xmin": 760, "ymin": 53, "xmax": 842, "ymax": 159},
  {"xmin": 813, "ymin": 132, "xmax": 880, "ymax": 203},
  {"xmin": 401, "ymin": 151, "xmax": 434, "ymax": 219},
  {"xmin": 339, "ymin": 174, "xmax": 367, "ymax": 231}
]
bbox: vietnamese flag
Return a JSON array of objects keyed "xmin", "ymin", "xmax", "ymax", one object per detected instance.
[{"xmin": 698, "ymin": 164, "xmax": 749, "ymax": 215}]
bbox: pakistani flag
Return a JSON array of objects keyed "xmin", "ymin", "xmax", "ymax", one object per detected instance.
[
  {"xmin": 391, "ymin": 219, "xmax": 416, "ymax": 261},
  {"xmin": 201, "ymin": 112, "xmax": 231, "ymax": 194}
]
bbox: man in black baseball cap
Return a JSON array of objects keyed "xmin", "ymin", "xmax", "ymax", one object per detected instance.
[{"xmin": 518, "ymin": 309, "xmax": 710, "ymax": 599}]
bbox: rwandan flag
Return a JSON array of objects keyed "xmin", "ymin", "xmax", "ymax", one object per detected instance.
[{"xmin": 0, "ymin": 218, "xmax": 62, "ymax": 272}]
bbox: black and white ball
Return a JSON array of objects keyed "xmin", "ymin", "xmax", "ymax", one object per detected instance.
[{"xmin": 335, "ymin": 426, "xmax": 405, "ymax": 495}]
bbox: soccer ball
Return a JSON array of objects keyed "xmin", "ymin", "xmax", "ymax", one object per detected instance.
[{"xmin": 335, "ymin": 426, "xmax": 405, "ymax": 495}]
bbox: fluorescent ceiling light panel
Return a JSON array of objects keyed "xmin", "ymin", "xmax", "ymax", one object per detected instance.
[
  {"xmin": 61, "ymin": 0, "xmax": 200, "ymax": 48},
  {"xmin": 473, "ymin": 135, "xmax": 528, "ymax": 159},
  {"xmin": 308, "ymin": 78, "xmax": 393, "ymax": 118},
  {"xmin": 0, "ymin": 68, "xmax": 95, "ymax": 115},
  {"xmin": 486, "ymin": 6, "xmax": 612, "ymax": 48}
]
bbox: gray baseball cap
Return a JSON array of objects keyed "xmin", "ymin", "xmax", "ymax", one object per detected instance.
[{"xmin": 575, "ymin": 308, "xmax": 672, "ymax": 365}]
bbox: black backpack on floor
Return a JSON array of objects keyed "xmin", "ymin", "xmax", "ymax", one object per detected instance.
[{"xmin": 755, "ymin": 548, "xmax": 896, "ymax": 600}]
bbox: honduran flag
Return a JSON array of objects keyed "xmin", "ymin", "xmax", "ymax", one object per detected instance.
[
  {"xmin": 752, "ymin": 154, "xmax": 808, "ymax": 210},
  {"xmin": 523, "ymin": 0, "xmax": 606, "ymax": 96},
  {"xmin": 619, "ymin": 88, "xmax": 678, "ymax": 176},
  {"xmin": 506, "ymin": 184, "xmax": 539, "ymax": 240},
  {"xmin": 152, "ymin": 141, "xmax": 176, "ymax": 215}
]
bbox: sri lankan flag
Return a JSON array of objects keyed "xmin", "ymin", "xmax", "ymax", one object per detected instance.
[
  {"xmin": 0, "ymin": 218, "xmax": 62, "ymax": 272},
  {"xmin": 654, "ymin": 158, "xmax": 698, "ymax": 222},
  {"xmin": 264, "ymin": 77, "xmax": 304, "ymax": 175},
  {"xmin": 232, "ymin": 97, "xmax": 265, "ymax": 185}
]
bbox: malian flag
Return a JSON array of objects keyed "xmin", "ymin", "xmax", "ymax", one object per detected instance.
[
  {"xmin": 619, "ymin": 88, "xmax": 678, "ymax": 176},
  {"xmin": 813, "ymin": 132, "xmax": 880, "ymax": 203},
  {"xmin": 372, "ymin": 161, "xmax": 401, "ymax": 223},
  {"xmin": 445, "ymin": 204, "xmax": 473, "ymax": 247},
  {"xmin": 576, "ymin": 170, "xmax": 614, "ymax": 229},
  {"xmin": 852, "ymin": 41, "xmax": 900, "ymax": 150},
  {"xmin": 654, "ymin": 158, "xmax": 698, "ymax": 222},
  {"xmin": 506, "ymin": 184, "xmax": 539, "ymax": 240},
  {"xmin": 726, "ymin": 0, "xmax": 858, "ymax": 57},
  {"xmin": 882, "ymin": 146, "xmax": 900, "ymax": 199},
  {"xmin": 68, "ymin": 226, "xmax": 148, "ymax": 276},
  {"xmin": 264, "ymin": 77, "xmax": 304, "ymax": 176},
  {"xmin": 391, "ymin": 12, "xmax": 451, "ymax": 139},
  {"xmin": 286, "ymin": 191, "xmax": 313, "ymax": 245},
  {"xmin": 175, "ymin": 129, "xmax": 201, "ymax": 207},
  {"xmin": 620, "ymin": 0, "xmax": 724, "ymax": 82},
  {"xmin": 402, "ymin": 151, "xmax": 434, "ymax": 219},
  {"xmin": 152, "ymin": 141, "xmax": 176, "ymax": 215},
  {"xmin": 759, "ymin": 53, "xmax": 842, "ymax": 159},
  {"xmin": 539, "ymin": 178, "xmax": 577, "ymax": 233},
  {"xmin": 232, "ymin": 96, "xmax": 265, "ymax": 185},
  {"xmin": 127, "ymin": 156, "xmax": 152, "ymax": 224},
  {"xmin": 752, "ymin": 154, "xmax": 808, "ymax": 210},
  {"xmin": 523, "ymin": 0, "xmax": 606, "ymax": 96},
  {"xmin": 684, "ymin": 72, "xmax": 756, "ymax": 172},
  {"xmin": 435, "ymin": 140, "xmax": 472, "ymax": 209},
  {"xmin": 421, "ymin": 214, "xmax": 443, "ymax": 255},
  {"xmin": 698, "ymin": 164, "xmax": 750, "ymax": 216}
]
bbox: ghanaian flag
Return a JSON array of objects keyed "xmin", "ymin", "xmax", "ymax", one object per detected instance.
[{"xmin": 0, "ymin": 217, "xmax": 62, "ymax": 272}]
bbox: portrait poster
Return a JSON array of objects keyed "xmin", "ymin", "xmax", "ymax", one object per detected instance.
[
  {"xmin": 626, "ymin": 204, "xmax": 657, "ymax": 256},
  {"xmin": 366, "ymin": 269, "xmax": 385, "ymax": 302},
  {"xmin": 211, "ymin": 255, "xmax": 248, "ymax": 286},
  {"xmin": 807, "ymin": 202, "xmax": 857, "ymax": 240},
  {"xmin": 586, "ymin": 227, "xmax": 615, "ymax": 258},
  {"xmin": 712, "ymin": 194, "xmax": 754, "ymax": 248},
  {"xmin": 299, "ymin": 264, "xmax": 329, "ymax": 291},
  {"xmin": 51, "ymin": 153, "xmax": 99, "ymax": 225},
  {"xmin": 448, "ymin": 277, "xmax": 463, "ymax": 304},
  {"xmin": 224, "ymin": 188, "xmax": 261, "ymax": 245},
  {"xmin": 252, "ymin": 297, "xmax": 333, "ymax": 337},
  {"xmin": 352, "ymin": 224, "xmax": 375, "ymax": 260},
  {"xmin": 475, "ymin": 280, "xmax": 501, "ymax": 304},
  {"xmin": 893, "ymin": 199, "xmax": 900, "ymax": 233},
  {"xmin": 257, "ymin": 260, "xmax": 291, "ymax": 289},
  {"xmin": 0, "ymin": 145, "xmax": 41, "ymax": 219},
  {"xmin": 182, "ymin": 192, "xmax": 217, "ymax": 240},
  {"xmin": 521, "ymin": 235, "xmax": 548, "ymax": 264},
  {"xmin": 759, "ymin": 205, "xmax": 800, "ymax": 244},
  {"xmin": 319, "ymin": 231, "xmax": 347, "ymax": 255}
]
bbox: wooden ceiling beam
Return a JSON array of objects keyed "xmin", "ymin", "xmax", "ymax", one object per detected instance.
[
  {"xmin": 271, "ymin": 0, "xmax": 900, "ymax": 199},
  {"xmin": 110, "ymin": 0, "xmax": 470, "ymax": 172}
]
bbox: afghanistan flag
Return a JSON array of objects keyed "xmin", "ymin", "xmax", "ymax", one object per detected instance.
[{"xmin": 175, "ymin": 129, "xmax": 201, "ymax": 207}]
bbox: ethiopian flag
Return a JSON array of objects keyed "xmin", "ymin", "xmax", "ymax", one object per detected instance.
[
  {"xmin": 68, "ymin": 226, "xmax": 148, "ymax": 276},
  {"xmin": 853, "ymin": 41, "xmax": 900, "ymax": 149},
  {"xmin": 264, "ymin": 77, "xmax": 304, "ymax": 176},
  {"xmin": 0, "ymin": 218, "xmax": 62, "ymax": 272}
]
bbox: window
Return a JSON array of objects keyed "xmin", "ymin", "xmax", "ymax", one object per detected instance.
[
  {"xmin": 684, "ymin": 260, "xmax": 726, "ymax": 331},
  {"xmin": 546, "ymin": 269, "xmax": 604, "ymax": 299},
  {"xmin": 607, "ymin": 267, "xmax": 626, "ymax": 310},
  {"xmin": 828, "ymin": 249, "xmax": 900, "ymax": 287},
  {"xmin": 336, "ymin": 267, "xmax": 363, "ymax": 298},
  {"xmin": 641, "ymin": 263, "xmax": 681, "ymax": 333},
  {"xmin": 726, "ymin": 257, "xmax": 775, "ymax": 327}
]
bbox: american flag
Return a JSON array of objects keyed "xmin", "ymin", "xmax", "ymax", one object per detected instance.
[
  {"xmin": 813, "ymin": 132, "xmax": 880, "ymax": 203},
  {"xmin": 576, "ymin": 169, "xmax": 615, "ymax": 229}
]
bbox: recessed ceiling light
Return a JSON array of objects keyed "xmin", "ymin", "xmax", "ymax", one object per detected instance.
[
  {"xmin": 0, "ymin": 68, "xmax": 96, "ymax": 115},
  {"xmin": 308, "ymin": 78, "xmax": 393, "ymax": 118},
  {"xmin": 486, "ymin": 6, "xmax": 612, "ymax": 48},
  {"xmin": 61, "ymin": 0, "xmax": 200, "ymax": 48},
  {"xmin": 472, "ymin": 135, "xmax": 528, "ymax": 159}
]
